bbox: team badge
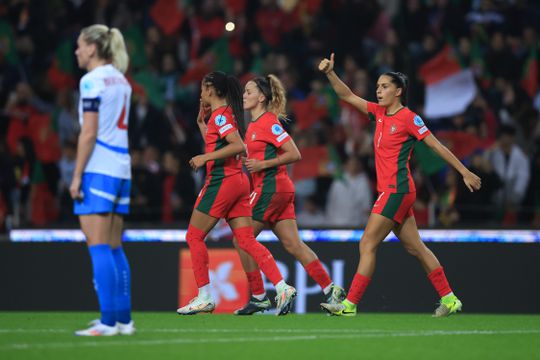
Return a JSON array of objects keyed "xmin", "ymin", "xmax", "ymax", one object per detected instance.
[
  {"xmin": 413, "ymin": 115, "xmax": 424, "ymax": 127},
  {"xmin": 271, "ymin": 124, "xmax": 284, "ymax": 135},
  {"xmin": 390, "ymin": 124, "xmax": 397, "ymax": 134},
  {"xmin": 251, "ymin": 132, "xmax": 256, "ymax": 141},
  {"xmin": 215, "ymin": 114, "xmax": 227, "ymax": 126}
]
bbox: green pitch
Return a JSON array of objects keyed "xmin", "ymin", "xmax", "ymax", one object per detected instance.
[{"xmin": 1, "ymin": 312, "xmax": 539, "ymax": 360}]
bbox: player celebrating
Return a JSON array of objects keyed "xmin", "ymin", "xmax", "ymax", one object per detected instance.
[
  {"xmin": 71, "ymin": 25, "xmax": 134, "ymax": 336},
  {"xmin": 231, "ymin": 75, "xmax": 346, "ymax": 315},
  {"xmin": 176, "ymin": 71, "xmax": 296, "ymax": 316},
  {"xmin": 318, "ymin": 53, "xmax": 481, "ymax": 317}
]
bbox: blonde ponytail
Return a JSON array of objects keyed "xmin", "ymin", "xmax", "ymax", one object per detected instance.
[
  {"xmin": 80, "ymin": 24, "xmax": 129, "ymax": 73},
  {"xmin": 267, "ymin": 74, "xmax": 287, "ymax": 119}
]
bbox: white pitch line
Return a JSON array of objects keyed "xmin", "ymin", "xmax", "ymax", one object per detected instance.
[
  {"xmin": 2, "ymin": 329, "xmax": 540, "ymax": 351},
  {"xmin": 0, "ymin": 328, "xmax": 394, "ymax": 334}
]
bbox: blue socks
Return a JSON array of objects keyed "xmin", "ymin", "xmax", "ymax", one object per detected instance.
[
  {"xmin": 88, "ymin": 244, "xmax": 117, "ymax": 326},
  {"xmin": 112, "ymin": 247, "xmax": 132, "ymax": 324}
]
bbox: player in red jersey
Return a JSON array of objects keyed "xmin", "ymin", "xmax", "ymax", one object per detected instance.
[
  {"xmin": 231, "ymin": 75, "xmax": 346, "ymax": 315},
  {"xmin": 176, "ymin": 71, "xmax": 296, "ymax": 316},
  {"xmin": 318, "ymin": 54, "xmax": 482, "ymax": 317}
]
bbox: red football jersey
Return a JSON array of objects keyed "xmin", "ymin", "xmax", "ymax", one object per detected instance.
[
  {"xmin": 204, "ymin": 105, "xmax": 242, "ymax": 181},
  {"xmin": 245, "ymin": 112, "xmax": 295, "ymax": 193},
  {"xmin": 367, "ymin": 101, "xmax": 431, "ymax": 193}
]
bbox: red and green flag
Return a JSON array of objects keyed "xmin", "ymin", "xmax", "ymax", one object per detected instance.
[
  {"xmin": 150, "ymin": 0, "xmax": 185, "ymax": 35},
  {"xmin": 47, "ymin": 39, "xmax": 77, "ymax": 90},
  {"xmin": 521, "ymin": 47, "xmax": 538, "ymax": 98},
  {"xmin": 419, "ymin": 44, "xmax": 477, "ymax": 119}
]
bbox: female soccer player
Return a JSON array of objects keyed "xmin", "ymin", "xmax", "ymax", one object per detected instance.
[
  {"xmin": 176, "ymin": 71, "xmax": 296, "ymax": 316},
  {"xmin": 318, "ymin": 53, "xmax": 482, "ymax": 317},
  {"xmin": 71, "ymin": 25, "xmax": 134, "ymax": 336},
  {"xmin": 231, "ymin": 75, "xmax": 346, "ymax": 315}
]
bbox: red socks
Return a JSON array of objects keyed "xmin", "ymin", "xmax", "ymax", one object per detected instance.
[
  {"xmin": 246, "ymin": 270, "xmax": 265, "ymax": 296},
  {"xmin": 346, "ymin": 273, "xmax": 371, "ymax": 305},
  {"xmin": 185, "ymin": 224, "xmax": 209, "ymax": 288},
  {"xmin": 304, "ymin": 259, "xmax": 332, "ymax": 290},
  {"xmin": 427, "ymin": 266, "xmax": 452, "ymax": 297},
  {"xmin": 233, "ymin": 226, "xmax": 283, "ymax": 285}
]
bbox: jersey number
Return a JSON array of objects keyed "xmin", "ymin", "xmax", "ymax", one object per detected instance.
[{"xmin": 116, "ymin": 95, "xmax": 128, "ymax": 130}]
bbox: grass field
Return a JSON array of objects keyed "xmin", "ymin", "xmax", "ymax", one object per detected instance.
[{"xmin": 1, "ymin": 312, "xmax": 539, "ymax": 360}]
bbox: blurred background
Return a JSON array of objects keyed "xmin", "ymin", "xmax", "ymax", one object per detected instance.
[{"xmin": 1, "ymin": 0, "xmax": 539, "ymax": 233}]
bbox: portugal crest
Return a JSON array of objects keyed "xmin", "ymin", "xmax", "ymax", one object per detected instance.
[{"xmin": 390, "ymin": 124, "xmax": 397, "ymax": 134}]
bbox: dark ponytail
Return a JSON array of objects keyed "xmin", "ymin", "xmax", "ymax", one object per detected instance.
[
  {"xmin": 203, "ymin": 71, "xmax": 245, "ymax": 138},
  {"xmin": 384, "ymin": 71, "xmax": 408, "ymax": 105},
  {"xmin": 225, "ymin": 75, "xmax": 245, "ymax": 138}
]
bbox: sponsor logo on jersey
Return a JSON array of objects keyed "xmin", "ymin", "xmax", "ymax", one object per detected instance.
[
  {"xmin": 390, "ymin": 124, "xmax": 397, "ymax": 134},
  {"xmin": 277, "ymin": 132, "xmax": 289, "ymax": 142},
  {"xmin": 271, "ymin": 124, "xmax": 284, "ymax": 135},
  {"xmin": 418, "ymin": 126, "xmax": 428, "ymax": 135},
  {"xmin": 413, "ymin": 115, "xmax": 425, "ymax": 127},
  {"xmin": 215, "ymin": 114, "xmax": 227, "ymax": 126},
  {"xmin": 219, "ymin": 123, "xmax": 233, "ymax": 135}
]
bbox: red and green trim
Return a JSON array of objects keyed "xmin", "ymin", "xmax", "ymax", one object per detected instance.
[
  {"xmin": 196, "ymin": 139, "xmax": 226, "ymax": 214},
  {"xmin": 381, "ymin": 193, "xmax": 405, "ymax": 220},
  {"xmin": 396, "ymin": 136, "xmax": 415, "ymax": 193}
]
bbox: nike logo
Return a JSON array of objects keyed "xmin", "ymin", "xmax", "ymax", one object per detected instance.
[
  {"xmin": 342, "ymin": 310, "xmax": 355, "ymax": 314},
  {"xmin": 378, "ymin": 119, "xmax": 382, "ymax": 122}
]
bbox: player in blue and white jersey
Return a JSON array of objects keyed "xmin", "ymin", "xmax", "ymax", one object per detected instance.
[{"xmin": 70, "ymin": 24, "xmax": 134, "ymax": 336}]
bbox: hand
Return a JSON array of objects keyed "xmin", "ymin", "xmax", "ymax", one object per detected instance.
[
  {"xmin": 197, "ymin": 100, "xmax": 211, "ymax": 124},
  {"xmin": 240, "ymin": 156, "xmax": 248, "ymax": 165},
  {"xmin": 463, "ymin": 171, "xmax": 482, "ymax": 192},
  {"xmin": 245, "ymin": 158, "xmax": 265, "ymax": 173},
  {"xmin": 69, "ymin": 176, "xmax": 83, "ymax": 201},
  {"xmin": 189, "ymin": 154, "xmax": 208, "ymax": 170},
  {"xmin": 318, "ymin": 53, "xmax": 335, "ymax": 74}
]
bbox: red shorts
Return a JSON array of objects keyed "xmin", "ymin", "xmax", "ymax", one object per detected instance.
[
  {"xmin": 195, "ymin": 172, "xmax": 251, "ymax": 220},
  {"xmin": 371, "ymin": 191, "xmax": 415, "ymax": 224},
  {"xmin": 250, "ymin": 191, "xmax": 296, "ymax": 224}
]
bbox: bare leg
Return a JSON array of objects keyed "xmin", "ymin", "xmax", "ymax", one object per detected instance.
[
  {"xmin": 357, "ymin": 213, "xmax": 396, "ymax": 277},
  {"xmin": 393, "ymin": 215, "xmax": 441, "ymax": 273},
  {"xmin": 272, "ymin": 219, "xmax": 317, "ymax": 266},
  {"xmin": 80, "ymin": 213, "xmax": 113, "ymax": 247}
]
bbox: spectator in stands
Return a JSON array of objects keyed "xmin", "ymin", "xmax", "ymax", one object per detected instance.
[
  {"xmin": 326, "ymin": 156, "xmax": 373, "ymax": 228},
  {"xmin": 486, "ymin": 125, "xmax": 530, "ymax": 225}
]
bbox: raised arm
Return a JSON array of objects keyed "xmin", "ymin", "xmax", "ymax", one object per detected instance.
[
  {"xmin": 423, "ymin": 134, "xmax": 482, "ymax": 192},
  {"xmin": 318, "ymin": 53, "xmax": 367, "ymax": 114}
]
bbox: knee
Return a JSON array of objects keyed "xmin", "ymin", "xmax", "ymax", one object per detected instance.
[
  {"xmin": 403, "ymin": 244, "xmax": 420, "ymax": 257},
  {"xmin": 233, "ymin": 227, "xmax": 255, "ymax": 250},
  {"xmin": 282, "ymin": 239, "xmax": 302, "ymax": 257},
  {"xmin": 186, "ymin": 225, "xmax": 206, "ymax": 246},
  {"xmin": 359, "ymin": 238, "xmax": 378, "ymax": 255}
]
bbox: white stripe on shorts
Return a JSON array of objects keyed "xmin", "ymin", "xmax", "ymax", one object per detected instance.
[{"xmin": 89, "ymin": 187, "xmax": 130, "ymax": 205}]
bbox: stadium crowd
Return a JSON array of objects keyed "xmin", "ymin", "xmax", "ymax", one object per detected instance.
[{"xmin": 0, "ymin": 0, "xmax": 539, "ymax": 231}]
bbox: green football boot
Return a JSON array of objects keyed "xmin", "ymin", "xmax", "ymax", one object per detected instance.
[{"xmin": 433, "ymin": 294, "xmax": 462, "ymax": 317}]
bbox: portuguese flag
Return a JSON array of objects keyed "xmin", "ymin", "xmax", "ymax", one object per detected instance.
[
  {"xmin": 47, "ymin": 39, "xmax": 77, "ymax": 90},
  {"xmin": 521, "ymin": 47, "xmax": 538, "ymax": 98},
  {"xmin": 419, "ymin": 45, "xmax": 477, "ymax": 119}
]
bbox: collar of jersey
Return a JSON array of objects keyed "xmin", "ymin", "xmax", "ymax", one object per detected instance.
[{"xmin": 385, "ymin": 106, "xmax": 406, "ymax": 117}]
